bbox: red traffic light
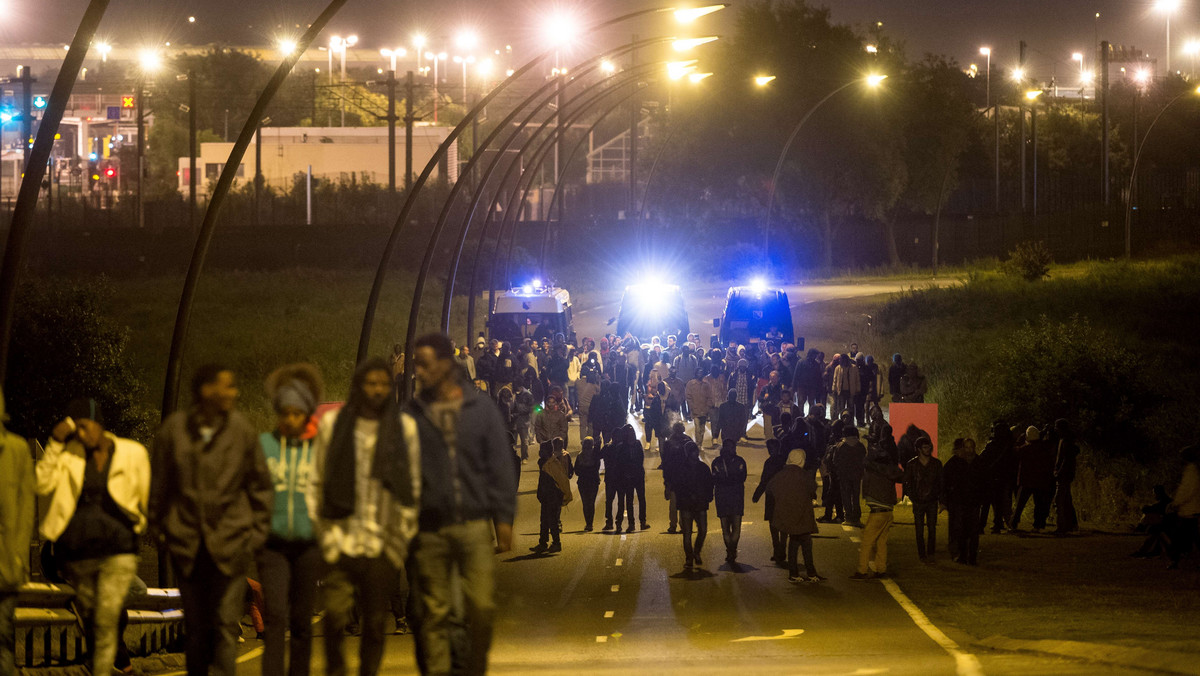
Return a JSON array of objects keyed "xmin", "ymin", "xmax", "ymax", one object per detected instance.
[{"xmin": 104, "ymin": 167, "xmax": 116, "ymax": 178}]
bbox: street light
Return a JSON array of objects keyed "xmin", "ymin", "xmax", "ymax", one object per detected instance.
[
  {"xmin": 754, "ymin": 75, "xmax": 777, "ymax": 86},
  {"xmin": 413, "ymin": 34, "xmax": 426, "ymax": 74},
  {"xmin": 278, "ymin": 38, "xmax": 298, "ymax": 57},
  {"xmin": 1184, "ymin": 39, "xmax": 1200, "ymax": 78},
  {"xmin": 96, "ymin": 41, "xmax": 112, "ymax": 63},
  {"xmin": 675, "ymin": 5, "xmax": 725, "ymax": 22},
  {"xmin": 667, "ymin": 60, "xmax": 698, "ymax": 80},
  {"xmin": 672, "ymin": 36, "xmax": 718, "ymax": 51},
  {"xmin": 380, "ymin": 47, "xmax": 407, "ymax": 72},
  {"xmin": 425, "ymin": 51, "xmax": 448, "ymax": 122},
  {"xmin": 455, "ymin": 30, "xmax": 479, "ymax": 51},
  {"xmin": 1155, "ymin": 0, "xmax": 1180, "ymax": 74},
  {"xmin": 453, "ymin": 54, "xmax": 476, "ymax": 103},
  {"xmin": 1011, "ymin": 67, "xmax": 1025, "ymax": 82},
  {"xmin": 980, "ymin": 46, "xmax": 991, "ymax": 107}
]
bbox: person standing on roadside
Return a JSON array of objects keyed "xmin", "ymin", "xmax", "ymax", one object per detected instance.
[
  {"xmin": 152, "ymin": 366, "xmax": 273, "ymax": 676},
  {"xmin": 660, "ymin": 422, "xmax": 691, "ymax": 534},
  {"xmin": 531, "ymin": 439, "xmax": 572, "ymax": 554},
  {"xmin": 408, "ymin": 334, "xmax": 518, "ymax": 676},
  {"xmin": 711, "ymin": 439, "xmax": 748, "ymax": 563},
  {"xmin": 767, "ymin": 450, "xmax": 825, "ymax": 583},
  {"xmin": 942, "ymin": 438, "xmax": 985, "ymax": 565},
  {"xmin": 575, "ymin": 437, "xmax": 602, "ymax": 532},
  {"xmin": 600, "ymin": 431, "xmax": 626, "ymax": 532},
  {"xmin": 674, "ymin": 441, "xmax": 714, "ymax": 570},
  {"xmin": 978, "ymin": 421, "xmax": 1016, "ymax": 534},
  {"xmin": 888, "ymin": 354, "xmax": 906, "ymax": 403},
  {"xmin": 833, "ymin": 427, "xmax": 867, "ymax": 528},
  {"xmin": 850, "ymin": 443, "xmax": 903, "ymax": 580},
  {"xmin": 258, "ymin": 365, "xmax": 326, "ymax": 676},
  {"xmin": 37, "ymin": 398, "xmax": 150, "ymax": 676},
  {"xmin": 0, "ymin": 388, "xmax": 34, "ymax": 676},
  {"xmin": 534, "ymin": 387, "xmax": 571, "ymax": 449},
  {"xmin": 1053, "ymin": 419, "xmax": 1080, "ymax": 536},
  {"xmin": 903, "ymin": 438, "xmax": 943, "ymax": 563},
  {"xmin": 1010, "ymin": 426, "xmax": 1055, "ymax": 532}
]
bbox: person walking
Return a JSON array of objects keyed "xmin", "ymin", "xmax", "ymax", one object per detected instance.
[
  {"xmin": 887, "ymin": 354, "xmax": 906, "ymax": 403},
  {"xmin": 832, "ymin": 427, "xmax": 867, "ymax": 528},
  {"xmin": 37, "ymin": 398, "xmax": 150, "ymax": 676},
  {"xmin": 717, "ymin": 389, "xmax": 748, "ymax": 447},
  {"xmin": 751, "ymin": 439, "xmax": 789, "ymax": 564},
  {"xmin": 575, "ymin": 437, "xmax": 602, "ymax": 531},
  {"xmin": 620, "ymin": 424, "xmax": 650, "ymax": 532},
  {"xmin": 903, "ymin": 437, "xmax": 943, "ymax": 563},
  {"xmin": 673, "ymin": 441, "xmax": 714, "ymax": 569},
  {"xmin": 978, "ymin": 421, "xmax": 1016, "ymax": 534},
  {"xmin": 308, "ymin": 358, "xmax": 418, "ymax": 676},
  {"xmin": 850, "ymin": 444, "xmax": 903, "ymax": 580},
  {"xmin": 600, "ymin": 433, "xmax": 624, "ymax": 532},
  {"xmin": 767, "ymin": 450, "xmax": 825, "ymax": 582},
  {"xmin": 791, "ymin": 349, "xmax": 824, "ymax": 416},
  {"xmin": 758, "ymin": 371, "xmax": 784, "ymax": 441},
  {"xmin": 711, "ymin": 439, "xmax": 748, "ymax": 563},
  {"xmin": 685, "ymin": 370, "xmax": 712, "ymax": 447},
  {"xmin": 511, "ymin": 380, "xmax": 535, "ymax": 462},
  {"xmin": 151, "ymin": 365, "xmax": 273, "ymax": 676},
  {"xmin": 726, "ymin": 361, "xmax": 755, "ymax": 438},
  {"xmin": 703, "ymin": 368, "xmax": 726, "ymax": 448},
  {"xmin": 1010, "ymin": 426, "xmax": 1056, "ymax": 532},
  {"xmin": 943, "ymin": 438, "xmax": 985, "ymax": 565},
  {"xmin": 534, "ymin": 387, "xmax": 571, "ymax": 449},
  {"xmin": 258, "ymin": 365, "xmax": 325, "ymax": 676},
  {"xmin": 531, "ymin": 439, "xmax": 573, "ymax": 553},
  {"xmin": 0, "ymin": 389, "xmax": 34, "ymax": 676},
  {"xmin": 1053, "ymin": 419, "xmax": 1080, "ymax": 536},
  {"xmin": 832, "ymin": 354, "xmax": 860, "ymax": 419},
  {"xmin": 407, "ymin": 333, "xmax": 518, "ymax": 676}
]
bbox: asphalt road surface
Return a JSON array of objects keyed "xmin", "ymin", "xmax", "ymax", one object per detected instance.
[
  {"xmin": 570, "ymin": 279, "xmax": 957, "ymax": 348},
  {"xmin": 221, "ymin": 415, "xmax": 1138, "ymax": 675}
]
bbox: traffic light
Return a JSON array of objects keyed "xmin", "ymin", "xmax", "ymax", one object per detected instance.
[{"xmin": 105, "ymin": 166, "xmax": 116, "ymax": 179}]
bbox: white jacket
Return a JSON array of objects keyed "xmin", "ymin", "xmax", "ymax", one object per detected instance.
[{"xmin": 36, "ymin": 432, "xmax": 151, "ymax": 541}]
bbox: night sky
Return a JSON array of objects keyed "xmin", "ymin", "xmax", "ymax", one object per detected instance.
[{"xmin": 5, "ymin": 1, "xmax": 1196, "ymax": 79}]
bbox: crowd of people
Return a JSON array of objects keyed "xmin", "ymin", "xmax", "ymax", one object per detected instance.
[
  {"xmin": 3, "ymin": 327, "xmax": 1199, "ymax": 676},
  {"xmin": 0, "ymin": 333, "xmax": 517, "ymax": 676}
]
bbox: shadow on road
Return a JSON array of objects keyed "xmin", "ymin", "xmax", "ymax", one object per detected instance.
[
  {"xmin": 503, "ymin": 552, "xmax": 556, "ymax": 563},
  {"xmin": 669, "ymin": 568, "xmax": 716, "ymax": 580}
]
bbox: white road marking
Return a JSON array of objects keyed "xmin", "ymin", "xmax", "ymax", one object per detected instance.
[
  {"xmin": 611, "ymin": 584, "xmax": 620, "ymax": 592},
  {"xmin": 621, "ymin": 534, "xmax": 627, "ymax": 541},
  {"xmin": 604, "ymin": 610, "xmax": 615, "ymax": 618},
  {"xmin": 849, "ymin": 536, "xmax": 862, "ymax": 543},
  {"xmin": 615, "ymin": 558, "xmax": 624, "ymax": 566},
  {"xmin": 880, "ymin": 579, "xmax": 984, "ymax": 676},
  {"xmin": 596, "ymin": 635, "xmax": 608, "ymax": 643},
  {"xmin": 731, "ymin": 629, "xmax": 805, "ymax": 642}
]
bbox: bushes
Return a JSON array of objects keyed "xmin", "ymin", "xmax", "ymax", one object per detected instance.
[
  {"xmin": 4, "ymin": 280, "xmax": 156, "ymax": 443},
  {"xmin": 1001, "ymin": 241, "xmax": 1053, "ymax": 281}
]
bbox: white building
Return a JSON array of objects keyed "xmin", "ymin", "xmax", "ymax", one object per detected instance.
[{"xmin": 177, "ymin": 125, "xmax": 456, "ymax": 195}]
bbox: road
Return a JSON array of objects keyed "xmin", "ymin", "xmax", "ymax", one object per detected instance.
[
  {"xmin": 222, "ymin": 415, "xmax": 1133, "ymax": 675},
  {"xmin": 570, "ymin": 279, "xmax": 958, "ymax": 347}
]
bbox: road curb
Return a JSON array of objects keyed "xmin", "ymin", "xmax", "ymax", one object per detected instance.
[{"xmin": 977, "ymin": 635, "xmax": 1200, "ymax": 675}]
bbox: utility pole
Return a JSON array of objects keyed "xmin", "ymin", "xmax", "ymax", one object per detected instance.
[
  {"xmin": 188, "ymin": 70, "xmax": 197, "ymax": 232},
  {"xmin": 1031, "ymin": 105, "xmax": 1038, "ymax": 216},
  {"xmin": 387, "ymin": 69, "xmax": 397, "ymax": 193},
  {"xmin": 405, "ymin": 71, "xmax": 415, "ymax": 193},
  {"xmin": 1100, "ymin": 41, "xmax": 1111, "ymax": 206},
  {"xmin": 555, "ymin": 70, "xmax": 565, "ymax": 226},
  {"xmin": 1018, "ymin": 40, "xmax": 1027, "ymax": 213},
  {"xmin": 254, "ymin": 120, "xmax": 262, "ymax": 226},
  {"xmin": 136, "ymin": 74, "xmax": 145, "ymax": 229},
  {"xmin": 18, "ymin": 66, "xmax": 35, "ymax": 170},
  {"xmin": 628, "ymin": 35, "xmax": 638, "ymax": 219}
]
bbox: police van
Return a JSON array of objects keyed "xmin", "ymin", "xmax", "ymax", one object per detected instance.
[
  {"xmin": 614, "ymin": 282, "xmax": 689, "ymax": 342},
  {"xmin": 714, "ymin": 284, "xmax": 799, "ymax": 348},
  {"xmin": 488, "ymin": 284, "xmax": 577, "ymax": 345}
]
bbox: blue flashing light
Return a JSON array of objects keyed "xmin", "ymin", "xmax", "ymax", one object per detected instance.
[
  {"xmin": 750, "ymin": 277, "xmax": 768, "ymax": 293},
  {"xmin": 521, "ymin": 285, "xmax": 534, "ymax": 295},
  {"xmin": 531, "ymin": 278, "xmax": 543, "ymax": 288},
  {"xmin": 88, "ymin": 152, "xmax": 98, "ymax": 161},
  {"xmin": 0, "ymin": 112, "xmax": 12, "ymax": 123}
]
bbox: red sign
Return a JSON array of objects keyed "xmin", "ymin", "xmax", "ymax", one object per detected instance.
[{"xmin": 121, "ymin": 95, "xmax": 135, "ymax": 108}]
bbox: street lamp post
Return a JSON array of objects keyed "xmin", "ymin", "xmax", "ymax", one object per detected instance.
[
  {"xmin": 1156, "ymin": 0, "xmax": 1180, "ymax": 75},
  {"xmin": 980, "ymin": 46, "xmax": 992, "ymax": 107}
]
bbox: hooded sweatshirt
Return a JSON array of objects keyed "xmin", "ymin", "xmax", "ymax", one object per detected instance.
[{"xmin": 0, "ymin": 390, "xmax": 35, "ymax": 591}]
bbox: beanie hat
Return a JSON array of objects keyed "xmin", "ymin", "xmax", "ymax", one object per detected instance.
[
  {"xmin": 1025, "ymin": 426, "xmax": 1040, "ymax": 441},
  {"xmin": 65, "ymin": 397, "xmax": 104, "ymax": 425},
  {"xmin": 787, "ymin": 449, "xmax": 806, "ymax": 467},
  {"xmin": 275, "ymin": 379, "xmax": 318, "ymax": 416}
]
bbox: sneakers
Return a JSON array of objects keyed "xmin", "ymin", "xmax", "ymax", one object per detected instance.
[
  {"xmin": 602, "ymin": 522, "xmax": 614, "ymax": 532},
  {"xmin": 529, "ymin": 543, "xmax": 549, "ymax": 553},
  {"xmin": 626, "ymin": 525, "xmax": 636, "ymax": 533},
  {"xmin": 548, "ymin": 542, "xmax": 562, "ymax": 553},
  {"xmin": 788, "ymin": 575, "xmax": 807, "ymax": 583},
  {"xmin": 808, "ymin": 574, "xmax": 828, "ymax": 583},
  {"xmin": 849, "ymin": 572, "xmax": 871, "ymax": 581},
  {"xmin": 641, "ymin": 522, "xmax": 651, "ymax": 530}
]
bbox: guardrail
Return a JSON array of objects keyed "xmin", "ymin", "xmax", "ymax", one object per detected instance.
[{"xmin": 15, "ymin": 582, "xmax": 184, "ymax": 669}]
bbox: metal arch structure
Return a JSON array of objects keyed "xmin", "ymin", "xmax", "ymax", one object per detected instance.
[
  {"xmin": 357, "ymin": 6, "xmax": 677, "ymax": 372},
  {"xmin": 160, "ymin": 0, "xmax": 350, "ymax": 415},
  {"xmin": 438, "ymin": 46, "xmax": 671, "ymax": 332},
  {"xmin": 465, "ymin": 75, "xmax": 657, "ymax": 343},
  {"xmin": 0, "ymin": 0, "xmax": 110, "ymax": 384}
]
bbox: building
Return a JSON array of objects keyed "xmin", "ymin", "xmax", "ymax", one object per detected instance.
[{"xmin": 177, "ymin": 124, "xmax": 456, "ymax": 195}]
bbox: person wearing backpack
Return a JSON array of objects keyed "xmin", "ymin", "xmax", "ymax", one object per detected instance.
[{"xmin": 531, "ymin": 439, "xmax": 573, "ymax": 554}]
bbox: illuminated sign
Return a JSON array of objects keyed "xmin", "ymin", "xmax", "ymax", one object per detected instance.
[{"xmin": 121, "ymin": 95, "xmax": 135, "ymax": 108}]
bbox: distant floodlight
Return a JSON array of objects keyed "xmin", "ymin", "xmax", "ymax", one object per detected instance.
[
  {"xmin": 455, "ymin": 29, "xmax": 479, "ymax": 50},
  {"xmin": 138, "ymin": 49, "xmax": 162, "ymax": 73},
  {"xmin": 672, "ymin": 36, "xmax": 719, "ymax": 52},
  {"xmin": 688, "ymin": 71, "xmax": 713, "ymax": 83},
  {"xmin": 1025, "ymin": 89, "xmax": 1043, "ymax": 100},
  {"xmin": 754, "ymin": 75, "xmax": 776, "ymax": 86},
  {"xmin": 667, "ymin": 60, "xmax": 698, "ymax": 80},
  {"xmin": 1011, "ymin": 67, "xmax": 1025, "ymax": 81},
  {"xmin": 865, "ymin": 73, "xmax": 888, "ymax": 87},
  {"xmin": 278, "ymin": 39, "xmax": 298, "ymax": 56},
  {"xmin": 600, "ymin": 60, "xmax": 617, "ymax": 75},
  {"xmin": 542, "ymin": 11, "xmax": 582, "ymax": 47},
  {"xmin": 979, "ymin": 46, "xmax": 991, "ymax": 56}
]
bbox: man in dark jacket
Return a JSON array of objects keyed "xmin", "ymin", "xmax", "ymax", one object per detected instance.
[
  {"xmin": 717, "ymin": 389, "xmax": 748, "ymax": 446},
  {"xmin": 942, "ymin": 438, "xmax": 986, "ymax": 565},
  {"xmin": 660, "ymin": 422, "xmax": 691, "ymax": 534},
  {"xmin": 833, "ymin": 427, "xmax": 867, "ymax": 527},
  {"xmin": 612, "ymin": 426, "xmax": 648, "ymax": 533},
  {"xmin": 531, "ymin": 439, "xmax": 573, "ymax": 553},
  {"xmin": 903, "ymin": 437, "xmax": 943, "ymax": 562},
  {"xmin": 852, "ymin": 445, "xmax": 904, "ymax": 580},
  {"xmin": 151, "ymin": 365, "xmax": 273, "ymax": 676},
  {"xmin": 1009, "ymin": 426, "xmax": 1056, "ymax": 532},
  {"xmin": 896, "ymin": 424, "xmax": 929, "ymax": 469},
  {"xmin": 978, "ymin": 421, "xmax": 1015, "ymax": 534},
  {"xmin": 575, "ymin": 437, "xmax": 602, "ymax": 531},
  {"xmin": 712, "ymin": 439, "xmax": 748, "ymax": 563},
  {"xmin": 510, "ymin": 381, "xmax": 535, "ymax": 461},
  {"xmin": 408, "ymin": 334, "xmax": 519, "ymax": 676},
  {"xmin": 791, "ymin": 349, "xmax": 824, "ymax": 416},
  {"xmin": 600, "ymin": 437, "xmax": 623, "ymax": 532},
  {"xmin": 674, "ymin": 441, "xmax": 714, "ymax": 569},
  {"xmin": 888, "ymin": 353, "xmax": 906, "ymax": 403}
]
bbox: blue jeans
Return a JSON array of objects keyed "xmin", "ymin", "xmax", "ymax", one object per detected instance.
[
  {"xmin": 0, "ymin": 591, "xmax": 16, "ymax": 675},
  {"xmin": 413, "ymin": 520, "xmax": 497, "ymax": 676}
]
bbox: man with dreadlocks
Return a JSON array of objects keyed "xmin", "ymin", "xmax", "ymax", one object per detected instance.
[{"xmin": 309, "ymin": 357, "xmax": 420, "ymax": 676}]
